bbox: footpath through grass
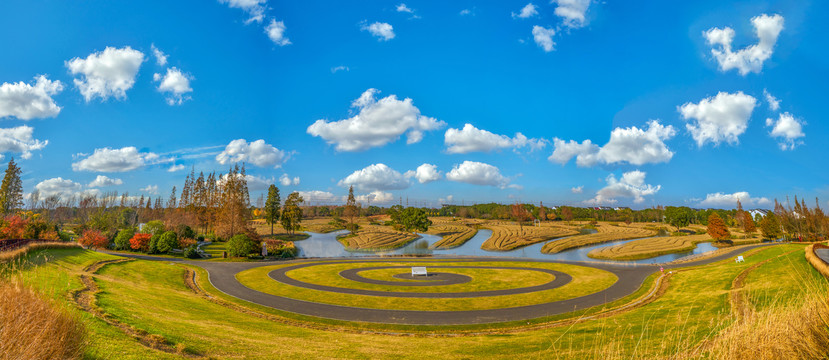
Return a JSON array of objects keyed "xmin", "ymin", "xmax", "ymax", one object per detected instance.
[{"xmin": 4, "ymin": 244, "xmax": 823, "ymax": 359}]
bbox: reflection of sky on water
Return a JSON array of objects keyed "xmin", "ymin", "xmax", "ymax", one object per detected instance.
[{"xmin": 295, "ymin": 228, "xmax": 719, "ymax": 264}]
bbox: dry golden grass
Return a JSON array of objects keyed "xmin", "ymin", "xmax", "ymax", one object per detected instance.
[
  {"xmin": 700, "ymin": 293, "xmax": 829, "ymax": 360},
  {"xmin": 338, "ymin": 225, "xmax": 419, "ymax": 250},
  {"xmin": 426, "ymin": 218, "xmax": 480, "ymax": 249},
  {"xmin": 541, "ymin": 223, "xmax": 656, "ymax": 254},
  {"xmin": 587, "ymin": 234, "xmax": 712, "ymax": 261},
  {"xmin": 0, "ymin": 280, "xmax": 85, "ymax": 360},
  {"xmin": 805, "ymin": 244, "xmax": 829, "ymax": 278},
  {"xmin": 0, "ymin": 242, "xmax": 80, "ymax": 263},
  {"xmin": 481, "ymin": 222, "xmax": 579, "ymax": 251}
]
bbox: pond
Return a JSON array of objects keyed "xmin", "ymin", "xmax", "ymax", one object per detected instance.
[{"xmin": 294, "ymin": 229, "xmax": 719, "ymax": 264}]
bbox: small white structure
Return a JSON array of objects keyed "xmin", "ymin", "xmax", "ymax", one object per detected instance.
[
  {"xmin": 262, "ymin": 242, "xmax": 268, "ymax": 257},
  {"xmin": 736, "ymin": 256, "xmax": 745, "ymax": 263},
  {"xmin": 411, "ymin": 267, "xmax": 427, "ymax": 277}
]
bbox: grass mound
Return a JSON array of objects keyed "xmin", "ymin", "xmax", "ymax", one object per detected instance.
[
  {"xmin": 541, "ymin": 223, "xmax": 655, "ymax": 254},
  {"xmin": 481, "ymin": 222, "xmax": 578, "ymax": 251}
]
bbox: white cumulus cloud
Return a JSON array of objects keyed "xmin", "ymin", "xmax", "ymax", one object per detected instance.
[
  {"xmin": 216, "ymin": 139, "xmax": 289, "ymax": 168},
  {"xmin": 356, "ymin": 191, "xmax": 394, "ymax": 204},
  {"xmin": 218, "ymin": 0, "xmax": 266, "ymax": 23},
  {"xmin": 550, "ymin": 120, "xmax": 675, "ymax": 167},
  {"xmin": 699, "ymin": 191, "xmax": 770, "ymax": 208},
  {"xmin": 265, "ymin": 19, "xmax": 291, "ymax": 46},
  {"xmin": 512, "ymin": 3, "xmax": 539, "ymax": 19},
  {"xmin": 0, "ymin": 126, "xmax": 48, "ymax": 159},
  {"xmin": 396, "ymin": 3, "xmax": 413, "ymax": 13},
  {"xmin": 571, "ymin": 186, "xmax": 583, "ymax": 194},
  {"xmin": 404, "ymin": 163, "xmax": 442, "ymax": 184},
  {"xmin": 703, "ymin": 14, "xmax": 784, "ymax": 76},
  {"xmin": 151, "ymin": 44, "xmax": 168, "ymax": 66},
  {"xmin": 678, "ymin": 91, "xmax": 757, "ymax": 147},
  {"xmin": 35, "ymin": 177, "xmax": 83, "ymax": 198},
  {"xmin": 279, "ymin": 173, "xmax": 300, "ymax": 186},
  {"xmin": 532, "ymin": 25, "xmax": 556, "ymax": 52},
  {"xmin": 446, "ymin": 161, "xmax": 515, "ymax": 189},
  {"xmin": 444, "ymin": 123, "xmax": 546, "ymax": 154},
  {"xmin": 168, "ymin": 164, "xmax": 185, "ymax": 172},
  {"xmin": 65, "ymin": 46, "xmax": 145, "ymax": 102},
  {"xmin": 72, "ymin": 147, "xmax": 160, "ymax": 172},
  {"xmin": 766, "ymin": 112, "xmax": 805, "ymax": 150},
  {"xmin": 307, "ymin": 88, "xmax": 445, "ymax": 151},
  {"xmin": 88, "ymin": 175, "xmax": 123, "ymax": 188},
  {"xmin": 140, "ymin": 184, "xmax": 159, "ymax": 195},
  {"xmin": 0, "ymin": 76, "xmax": 63, "ymax": 120},
  {"xmin": 297, "ymin": 190, "xmax": 343, "ymax": 203},
  {"xmin": 338, "ymin": 163, "xmax": 409, "ymax": 192},
  {"xmin": 553, "ymin": 0, "xmax": 591, "ymax": 28},
  {"xmin": 362, "ymin": 21, "xmax": 395, "ymax": 41},
  {"xmin": 153, "ymin": 67, "xmax": 193, "ymax": 105},
  {"xmin": 763, "ymin": 89, "xmax": 780, "ymax": 111},
  {"xmin": 585, "ymin": 170, "xmax": 660, "ymax": 205}
]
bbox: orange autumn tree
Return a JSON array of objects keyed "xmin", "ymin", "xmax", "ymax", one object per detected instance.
[
  {"xmin": 707, "ymin": 213, "xmax": 731, "ymax": 242},
  {"xmin": 743, "ymin": 212, "xmax": 756, "ymax": 237},
  {"xmin": 129, "ymin": 233, "xmax": 152, "ymax": 252},
  {"xmin": 79, "ymin": 230, "xmax": 109, "ymax": 249}
]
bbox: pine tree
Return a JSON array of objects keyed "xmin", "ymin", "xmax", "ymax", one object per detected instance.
[
  {"xmin": 538, "ymin": 201, "xmax": 546, "ymax": 223},
  {"xmin": 167, "ymin": 186, "xmax": 177, "ymax": 209},
  {"xmin": 760, "ymin": 213, "xmax": 783, "ymax": 240},
  {"xmin": 0, "ymin": 158, "xmax": 23, "ymax": 215},
  {"xmin": 264, "ymin": 184, "xmax": 281, "ymax": 236},
  {"xmin": 743, "ymin": 212, "xmax": 756, "ymax": 236},
  {"xmin": 735, "ymin": 199, "xmax": 745, "ymax": 228},
  {"xmin": 344, "ymin": 186, "xmax": 358, "ymax": 234},
  {"xmin": 707, "ymin": 213, "xmax": 731, "ymax": 241}
]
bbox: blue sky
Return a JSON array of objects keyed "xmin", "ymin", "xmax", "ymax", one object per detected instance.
[{"xmin": 0, "ymin": 0, "xmax": 826, "ymax": 209}]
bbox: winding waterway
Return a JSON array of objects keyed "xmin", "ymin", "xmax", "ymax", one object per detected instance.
[{"xmin": 294, "ymin": 229, "xmax": 718, "ymax": 264}]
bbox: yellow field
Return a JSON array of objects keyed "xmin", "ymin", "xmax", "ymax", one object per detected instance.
[
  {"xmin": 338, "ymin": 225, "xmax": 419, "ymax": 250},
  {"xmin": 481, "ymin": 222, "xmax": 579, "ymax": 251},
  {"xmin": 587, "ymin": 234, "xmax": 713, "ymax": 260},
  {"xmin": 541, "ymin": 223, "xmax": 656, "ymax": 254}
]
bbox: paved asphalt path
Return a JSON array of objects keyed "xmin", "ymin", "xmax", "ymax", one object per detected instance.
[
  {"xmin": 106, "ymin": 244, "xmax": 769, "ymax": 325},
  {"xmin": 815, "ymin": 248, "xmax": 829, "ymax": 264}
]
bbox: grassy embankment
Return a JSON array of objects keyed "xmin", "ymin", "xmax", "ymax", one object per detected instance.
[
  {"xmin": 540, "ymin": 223, "xmax": 656, "ymax": 254},
  {"xmin": 5, "ymin": 244, "xmax": 829, "ymax": 359}
]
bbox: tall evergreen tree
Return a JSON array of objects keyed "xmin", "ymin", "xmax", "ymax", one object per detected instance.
[
  {"xmin": 167, "ymin": 186, "xmax": 177, "ymax": 209},
  {"xmin": 280, "ymin": 192, "xmax": 304, "ymax": 235},
  {"xmin": 264, "ymin": 184, "xmax": 281, "ymax": 236},
  {"xmin": 344, "ymin": 186, "xmax": 358, "ymax": 234},
  {"xmin": 0, "ymin": 158, "xmax": 23, "ymax": 215}
]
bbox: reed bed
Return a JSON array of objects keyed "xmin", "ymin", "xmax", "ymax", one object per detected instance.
[
  {"xmin": 481, "ymin": 222, "xmax": 578, "ymax": 251},
  {"xmin": 541, "ymin": 223, "xmax": 656, "ymax": 254},
  {"xmin": 588, "ymin": 234, "xmax": 712, "ymax": 261},
  {"xmin": 338, "ymin": 226, "xmax": 419, "ymax": 250}
]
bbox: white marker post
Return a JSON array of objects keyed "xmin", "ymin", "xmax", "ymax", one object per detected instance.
[{"xmin": 262, "ymin": 242, "xmax": 268, "ymax": 257}]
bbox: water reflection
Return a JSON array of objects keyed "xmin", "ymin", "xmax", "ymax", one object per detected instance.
[{"xmin": 295, "ymin": 228, "xmax": 719, "ymax": 264}]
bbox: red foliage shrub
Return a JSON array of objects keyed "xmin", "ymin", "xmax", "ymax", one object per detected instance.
[
  {"xmin": 129, "ymin": 233, "xmax": 152, "ymax": 252},
  {"xmin": 79, "ymin": 230, "xmax": 109, "ymax": 249},
  {"xmin": 0, "ymin": 216, "xmax": 29, "ymax": 239}
]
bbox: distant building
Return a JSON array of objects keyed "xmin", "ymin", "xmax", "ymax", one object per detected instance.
[{"xmin": 748, "ymin": 209, "xmax": 771, "ymax": 219}]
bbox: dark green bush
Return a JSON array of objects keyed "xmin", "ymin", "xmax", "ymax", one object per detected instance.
[
  {"xmin": 156, "ymin": 231, "xmax": 179, "ymax": 253},
  {"xmin": 227, "ymin": 234, "xmax": 256, "ymax": 257}
]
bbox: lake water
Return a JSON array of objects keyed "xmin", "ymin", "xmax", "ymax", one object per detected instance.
[{"xmin": 295, "ymin": 229, "xmax": 719, "ymax": 264}]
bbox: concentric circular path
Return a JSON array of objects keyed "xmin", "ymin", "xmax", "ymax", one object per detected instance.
[
  {"xmin": 110, "ymin": 244, "xmax": 770, "ymax": 325},
  {"xmin": 187, "ymin": 244, "xmax": 767, "ymax": 325}
]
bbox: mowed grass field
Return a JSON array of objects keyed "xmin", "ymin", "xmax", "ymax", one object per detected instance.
[
  {"xmin": 541, "ymin": 223, "xmax": 656, "ymax": 254},
  {"xmin": 481, "ymin": 222, "xmax": 579, "ymax": 251},
  {"xmin": 235, "ymin": 261, "xmax": 617, "ymax": 311},
  {"xmin": 5, "ymin": 244, "xmax": 827, "ymax": 359}
]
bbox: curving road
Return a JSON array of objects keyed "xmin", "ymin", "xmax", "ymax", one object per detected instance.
[{"xmin": 108, "ymin": 244, "xmax": 769, "ymax": 325}]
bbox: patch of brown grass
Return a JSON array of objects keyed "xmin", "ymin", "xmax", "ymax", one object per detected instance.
[
  {"xmin": 541, "ymin": 223, "xmax": 656, "ymax": 254},
  {"xmin": 481, "ymin": 222, "xmax": 579, "ymax": 251},
  {"xmin": 0, "ymin": 280, "xmax": 85, "ymax": 360},
  {"xmin": 701, "ymin": 293, "xmax": 829, "ymax": 360}
]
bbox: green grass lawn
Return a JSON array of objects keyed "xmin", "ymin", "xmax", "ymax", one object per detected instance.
[
  {"xmin": 3, "ymin": 244, "xmax": 823, "ymax": 359},
  {"xmin": 283, "ymin": 261, "xmax": 558, "ymax": 292},
  {"xmin": 236, "ymin": 260, "xmax": 618, "ymax": 311}
]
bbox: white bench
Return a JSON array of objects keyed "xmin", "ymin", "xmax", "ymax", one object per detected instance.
[
  {"xmin": 735, "ymin": 256, "xmax": 745, "ymax": 263},
  {"xmin": 411, "ymin": 267, "xmax": 427, "ymax": 277}
]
